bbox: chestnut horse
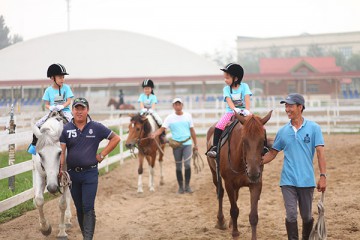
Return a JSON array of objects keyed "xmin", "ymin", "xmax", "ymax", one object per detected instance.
[
  {"xmin": 125, "ymin": 113, "xmax": 165, "ymax": 192},
  {"xmin": 107, "ymin": 98, "xmax": 135, "ymax": 110},
  {"xmin": 206, "ymin": 111, "xmax": 272, "ymax": 239}
]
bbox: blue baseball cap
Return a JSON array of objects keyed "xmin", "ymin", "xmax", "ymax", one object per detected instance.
[{"xmin": 280, "ymin": 93, "xmax": 305, "ymax": 109}]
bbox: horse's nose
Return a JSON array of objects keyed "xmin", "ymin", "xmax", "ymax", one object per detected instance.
[
  {"xmin": 125, "ymin": 143, "xmax": 133, "ymax": 149},
  {"xmin": 47, "ymin": 184, "xmax": 58, "ymax": 194},
  {"xmin": 247, "ymin": 171, "xmax": 261, "ymax": 183}
]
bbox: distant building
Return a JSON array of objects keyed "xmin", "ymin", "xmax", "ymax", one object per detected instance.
[{"xmin": 236, "ymin": 31, "xmax": 360, "ymax": 60}]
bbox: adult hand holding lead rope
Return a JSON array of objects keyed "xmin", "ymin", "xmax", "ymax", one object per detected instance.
[{"xmin": 309, "ymin": 192, "xmax": 327, "ymax": 240}]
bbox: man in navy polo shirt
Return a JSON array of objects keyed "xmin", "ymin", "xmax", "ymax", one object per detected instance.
[
  {"xmin": 60, "ymin": 97, "xmax": 120, "ymax": 240},
  {"xmin": 262, "ymin": 93, "xmax": 327, "ymax": 240}
]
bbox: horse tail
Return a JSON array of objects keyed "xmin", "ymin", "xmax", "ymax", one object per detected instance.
[{"xmin": 216, "ymin": 153, "xmax": 223, "ymax": 200}]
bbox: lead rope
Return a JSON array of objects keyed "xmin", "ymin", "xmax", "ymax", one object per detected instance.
[
  {"xmin": 309, "ymin": 192, "xmax": 327, "ymax": 240},
  {"xmin": 57, "ymin": 171, "xmax": 72, "ymax": 194}
]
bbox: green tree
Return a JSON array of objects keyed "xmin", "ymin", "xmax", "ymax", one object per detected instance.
[
  {"xmin": 306, "ymin": 44, "xmax": 323, "ymax": 57},
  {"xmin": 0, "ymin": 15, "xmax": 23, "ymax": 50},
  {"xmin": 286, "ymin": 47, "xmax": 301, "ymax": 57},
  {"xmin": 0, "ymin": 15, "xmax": 11, "ymax": 49},
  {"xmin": 345, "ymin": 54, "xmax": 360, "ymax": 71}
]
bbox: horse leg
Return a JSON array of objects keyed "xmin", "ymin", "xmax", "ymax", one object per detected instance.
[
  {"xmin": 248, "ymin": 184, "xmax": 262, "ymax": 240},
  {"xmin": 158, "ymin": 144, "xmax": 165, "ymax": 185},
  {"xmin": 210, "ymin": 166, "xmax": 226, "ymax": 230},
  {"xmin": 148, "ymin": 155, "xmax": 155, "ymax": 192},
  {"xmin": 64, "ymin": 186, "xmax": 72, "ymax": 228},
  {"xmin": 225, "ymin": 182, "xmax": 240, "ymax": 238},
  {"xmin": 137, "ymin": 155, "xmax": 144, "ymax": 193},
  {"xmin": 34, "ymin": 174, "xmax": 52, "ymax": 236},
  {"xmin": 57, "ymin": 188, "xmax": 68, "ymax": 239}
]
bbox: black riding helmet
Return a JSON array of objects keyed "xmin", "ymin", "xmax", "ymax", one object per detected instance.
[
  {"xmin": 220, "ymin": 63, "xmax": 244, "ymax": 86},
  {"xmin": 142, "ymin": 79, "xmax": 155, "ymax": 94},
  {"xmin": 47, "ymin": 63, "xmax": 69, "ymax": 78}
]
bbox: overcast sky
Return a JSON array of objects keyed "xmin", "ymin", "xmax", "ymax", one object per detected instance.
[{"xmin": 0, "ymin": 0, "xmax": 359, "ymax": 55}]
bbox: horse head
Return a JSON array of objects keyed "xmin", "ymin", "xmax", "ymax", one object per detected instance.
[
  {"xmin": 107, "ymin": 98, "xmax": 118, "ymax": 107},
  {"xmin": 235, "ymin": 111, "xmax": 272, "ymax": 183},
  {"xmin": 33, "ymin": 117, "xmax": 63, "ymax": 194},
  {"xmin": 125, "ymin": 114, "xmax": 153, "ymax": 149}
]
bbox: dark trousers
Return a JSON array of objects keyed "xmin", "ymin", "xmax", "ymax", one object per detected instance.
[{"xmin": 69, "ymin": 167, "xmax": 99, "ymax": 214}]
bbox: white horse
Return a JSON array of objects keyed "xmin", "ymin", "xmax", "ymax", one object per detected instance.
[{"xmin": 32, "ymin": 114, "xmax": 72, "ymax": 239}]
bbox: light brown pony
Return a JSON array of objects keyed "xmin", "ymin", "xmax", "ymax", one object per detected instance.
[
  {"xmin": 107, "ymin": 98, "xmax": 135, "ymax": 110},
  {"xmin": 206, "ymin": 111, "xmax": 272, "ymax": 239},
  {"xmin": 125, "ymin": 113, "xmax": 165, "ymax": 192}
]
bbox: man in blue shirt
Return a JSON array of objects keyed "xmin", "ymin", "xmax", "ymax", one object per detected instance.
[
  {"xmin": 151, "ymin": 98, "xmax": 198, "ymax": 194},
  {"xmin": 262, "ymin": 93, "xmax": 327, "ymax": 240},
  {"xmin": 60, "ymin": 97, "xmax": 120, "ymax": 240}
]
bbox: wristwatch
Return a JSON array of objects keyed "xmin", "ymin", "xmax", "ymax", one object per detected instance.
[
  {"xmin": 99, "ymin": 153, "xmax": 105, "ymax": 161},
  {"xmin": 320, "ymin": 173, "xmax": 327, "ymax": 178}
]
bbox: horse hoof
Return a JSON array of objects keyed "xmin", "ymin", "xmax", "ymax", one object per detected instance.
[
  {"xmin": 137, "ymin": 189, "xmax": 143, "ymax": 193},
  {"xmin": 215, "ymin": 222, "xmax": 227, "ymax": 230},
  {"xmin": 159, "ymin": 180, "xmax": 165, "ymax": 186},
  {"xmin": 65, "ymin": 223, "xmax": 72, "ymax": 229},
  {"xmin": 56, "ymin": 236, "xmax": 68, "ymax": 240},
  {"xmin": 41, "ymin": 225, "xmax": 52, "ymax": 236},
  {"xmin": 149, "ymin": 187, "xmax": 155, "ymax": 192}
]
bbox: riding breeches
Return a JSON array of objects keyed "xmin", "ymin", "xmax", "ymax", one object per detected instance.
[
  {"xmin": 172, "ymin": 144, "xmax": 192, "ymax": 171},
  {"xmin": 281, "ymin": 186, "xmax": 314, "ymax": 222},
  {"xmin": 36, "ymin": 111, "xmax": 73, "ymax": 127},
  {"xmin": 68, "ymin": 167, "xmax": 99, "ymax": 213},
  {"xmin": 215, "ymin": 112, "xmax": 234, "ymax": 130}
]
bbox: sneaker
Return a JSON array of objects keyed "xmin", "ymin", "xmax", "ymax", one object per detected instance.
[
  {"xmin": 27, "ymin": 144, "xmax": 37, "ymax": 155},
  {"xmin": 185, "ymin": 186, "xmax": 193, "ymax": 193},
  {"xmin": 206, "ymin": 146, "xmax": 217, "ymax": 158}
]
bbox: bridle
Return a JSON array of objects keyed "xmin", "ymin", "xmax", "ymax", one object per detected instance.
[{"xmin": 226, "ymin": 130, "xmax": 265, "ymax": 175}]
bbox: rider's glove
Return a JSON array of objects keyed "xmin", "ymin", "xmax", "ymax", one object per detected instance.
[
  {"xmin": 140, "ymin": 108, "xmax": 147, "ymax": 115},
  {"xmin": 234, "ymin": 108, "xmax": 251, "ymax": 116},
  {"xmin": 56, "ymin": 105, "xmax": 64, "ymax": 111},
  {"xmin": 49, "ymin": 106, "xmax": 56, "ymax": 111},
  {"xmin": 148, "ymin": 109, "xmax": 154, "ymax": 114}
]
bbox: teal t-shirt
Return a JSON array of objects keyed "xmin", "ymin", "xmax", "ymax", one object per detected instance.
[
  {"xmin": 223, "ymin": 83, "xmax": 252, "ymax": 113},
  {"xmin": 42, "ymin": 84, "xmax": 74, "ymax": 112},
  {"xmin": 272, "ymin": 118, "xmax": 324, "ymax": 187}
]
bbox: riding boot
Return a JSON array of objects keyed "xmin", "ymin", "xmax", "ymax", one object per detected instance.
[
  {"xmin": 184, "ymin": 168, "xmax": 193, "ymax": 193},
  {"xmin": 27, "ymin": 134, "xmax": 38, "ymax": 155},
  {"xmin": 77, "ymin": 211, "xmax": 84, "ymax": 236},
  {"xmin": 285, "ymin": 219, "xmax": 299, "ymax": 240},
  {"xmin": 176, "ymin": 170, "xmax": 184, "ymax": 194},
  {"xmin": 206, "ymin": 128, "xmax": 223, "ymax": 158},
  {"xmin": 83, "ymin": 210, "xmax": 96, "ymax": 240},
  {"xmin": 302, "ymin": 218, "xmax": 314, "ymax": 240}
]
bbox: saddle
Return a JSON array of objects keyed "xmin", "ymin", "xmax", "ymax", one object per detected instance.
[
  {"xmin": 215, "ymin": 117, "xmax": 270, "ymax": 157},
  {"xmin": 48, "ymin": 111, "xmax": 69, "ymax": 125}
]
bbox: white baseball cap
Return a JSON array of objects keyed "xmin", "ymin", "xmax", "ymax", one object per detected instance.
[{"xmin": 172, "ymin": 97, "xmax": 183, "ymax": 104}]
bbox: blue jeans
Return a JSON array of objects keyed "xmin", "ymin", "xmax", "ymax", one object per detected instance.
[{"xmin": 69, "ymin": 167, "xmax": 98, "ymax": 214}]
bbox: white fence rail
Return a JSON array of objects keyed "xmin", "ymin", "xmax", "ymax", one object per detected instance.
[{"xmin": 1, "ymin": 107, "xmax": 360, "ymax": 213}]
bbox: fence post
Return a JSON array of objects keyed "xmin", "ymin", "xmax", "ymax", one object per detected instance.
[
  {"xmin": 119, "ymin": 119, "xmax": 124, "ymax": 165},
  {"xmin": 8, "ymin": 104, "xmax": 16, "ymax": 192}
]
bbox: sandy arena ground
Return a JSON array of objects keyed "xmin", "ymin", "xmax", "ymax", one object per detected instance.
[{"xmin": 0, "ymin": 134, "xmax": 359, "ymax": 240}]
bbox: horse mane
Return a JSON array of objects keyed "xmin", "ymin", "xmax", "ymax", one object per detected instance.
[
  {"xmin": 36, "ymin": 118, "xmax": 63, "ymax": 150},
  {"xmin": 241, "ymin": 115, "xmax": 264, "ymax": 138},
  {"xmin": 131, "ymin": 114, "xmax": 153, "ymax": 136}
]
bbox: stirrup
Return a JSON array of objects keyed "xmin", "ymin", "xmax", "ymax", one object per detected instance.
[
  {"xmin": 206, "ymin": 146, "xmax": 217, "ymax": 158},
  {"xmin": 27, "ymin": 144, "xmax": 37, "ymax": 155}
]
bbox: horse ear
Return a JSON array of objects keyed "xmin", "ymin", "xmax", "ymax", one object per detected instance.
[{"xmin": 260, "ymin": 110, "xmax": 273, "ymax": 125}]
